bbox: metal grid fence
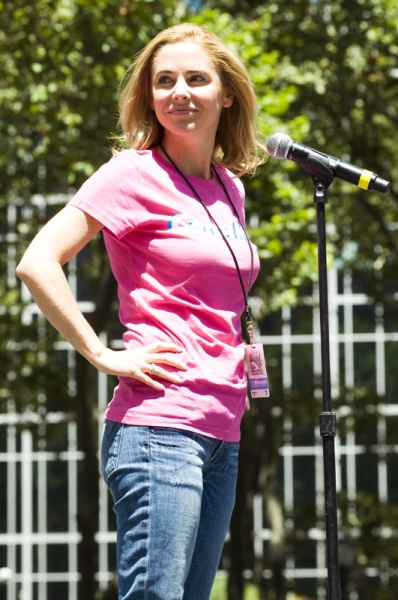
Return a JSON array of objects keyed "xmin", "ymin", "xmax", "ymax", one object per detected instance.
[{"xmin": 2, "ymin": 197, "xmax": 398, "ymax": 599}]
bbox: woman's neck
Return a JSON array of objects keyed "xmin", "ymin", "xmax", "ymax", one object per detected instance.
[{"xmin": 157, "ymin": 136, "xmax": 214, "ymax": 180}]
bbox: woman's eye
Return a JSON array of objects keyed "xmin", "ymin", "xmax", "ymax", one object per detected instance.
[
  {"xmin": 190, "ymin": 75, "xmax": 205, "ymax": 82},
  {"xmin": 158, "ymin": 76, "xmax": 172, "ymax": 84},
  {"xmin": 155, "ymin": 74, "xmax": 206, "ymax": 86}
]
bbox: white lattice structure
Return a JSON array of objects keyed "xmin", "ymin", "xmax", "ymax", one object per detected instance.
[
  {"xmin": 2, "ymin": 197, "xmax": 118, "ymax": 600},
  {"xmin": 251, "ymin": 267, "xmax": 398, "ymax": 599},
  {"xmin": 3, "ymin": 196, "xmax": 398, "ymax": 599}
]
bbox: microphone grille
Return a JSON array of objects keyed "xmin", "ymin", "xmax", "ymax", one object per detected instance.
[{"xmin": 266, "ymin": 133, "xmax": 293, "ymax": 159}]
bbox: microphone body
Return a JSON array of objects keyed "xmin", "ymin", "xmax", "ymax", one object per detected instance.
[{"xmin": 267, "ymin": 133, "xmax": 390, "ymax": 194}]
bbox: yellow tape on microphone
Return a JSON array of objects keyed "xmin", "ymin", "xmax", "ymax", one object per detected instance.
[{"xmin": 358, "ymin": 169, "xmax": 373, "ymax": 190}]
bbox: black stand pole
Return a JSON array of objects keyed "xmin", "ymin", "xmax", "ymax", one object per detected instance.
[
  {"xmin": 280, "ymin": 145, "xmax": 388, "ymax": 599},
  {"xmin": 299, "ymin": 150, "xmax": 342, "ymax": 599},
  {"xmin": 313, "ymin": 180, "xmax": 341, "ymax": 600}
]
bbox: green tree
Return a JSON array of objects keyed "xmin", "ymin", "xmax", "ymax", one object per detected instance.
[
  {"xmin": 3, "ymin": 0, "xmax": 398, "ymax": 599},
  {"xmin": 1, "ymin": 2, "xmax": 179, "ymax": 599},
  {"xmin": 194, "ymin": 3, "xmax": 398, "ymax": 599}
]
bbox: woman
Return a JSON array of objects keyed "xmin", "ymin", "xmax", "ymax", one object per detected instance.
[{"xmin": 17, "ymin": 23, "xmax": 265, "ymax": 600}]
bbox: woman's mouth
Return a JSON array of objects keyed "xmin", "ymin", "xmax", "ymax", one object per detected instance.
[{"xmin": 169, "ymin": 108, "xmax": 197, "ymax": 115}]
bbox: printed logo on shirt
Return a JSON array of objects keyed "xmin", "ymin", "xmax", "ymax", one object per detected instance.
[{"xmin": 167, "ymin": 213, "xmax": 246, "ymax": 241}]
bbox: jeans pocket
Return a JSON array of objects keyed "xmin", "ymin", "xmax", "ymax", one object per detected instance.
[
  {"xmin": 149, "ymin": 427, "xmax": 197, "ymax": 448},
  {"xmin": 101, "ymin": 420, "xmax": 124, "ymax": 484}
]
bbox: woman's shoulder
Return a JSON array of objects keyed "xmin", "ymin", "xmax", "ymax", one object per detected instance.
[
  {"xmin": 112, "ymin": 147, "xmax": 158, "ymax": 168},
  {"xmin": 87, "ymin": 148, "xmax": 159, "ymax": 185},
  {"xmin": 214, "ymin": 165, "xmax": 245, "ymax": 194}
]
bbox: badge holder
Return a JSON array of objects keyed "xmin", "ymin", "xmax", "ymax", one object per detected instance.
[{"xmin": 244, "ymin": 317, "xmax": 270, "ymax": 401}]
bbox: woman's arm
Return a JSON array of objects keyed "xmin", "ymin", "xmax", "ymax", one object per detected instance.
[{"xmin": 16, "ymin": 205, "xmax": 186, "ymax": 390}]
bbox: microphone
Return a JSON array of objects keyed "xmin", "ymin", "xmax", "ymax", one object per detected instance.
[{"xmin": 266, "ymin": 133, "xmax": 390, "ymax": 194}]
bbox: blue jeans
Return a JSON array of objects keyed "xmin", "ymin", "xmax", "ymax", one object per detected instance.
[{"xmin": 101, "ymin": 422, "xmax": 239, "ymax": 600}]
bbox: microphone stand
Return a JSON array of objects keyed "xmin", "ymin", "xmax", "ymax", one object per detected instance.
[{"xmin": 304, "ymin": 153, "xmax": 342, "ymax": 600}]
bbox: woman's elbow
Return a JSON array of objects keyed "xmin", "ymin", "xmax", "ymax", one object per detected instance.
[
  {"xmin": 16, "ymin": 255, "xmax": 34, "ymax": 283},
  {"xmin": 16, "ymin": 249, "xmax": 44, "ymax": 284}
]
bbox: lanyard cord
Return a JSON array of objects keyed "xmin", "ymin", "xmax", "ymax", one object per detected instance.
[{"xmin": 159, "ymin": 144, "xmax": 254, "ymax": 327}]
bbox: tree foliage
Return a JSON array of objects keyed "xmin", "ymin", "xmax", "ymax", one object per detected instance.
[
  {"xmin": 1, "ymin": 2, "xmax": 179, "ymax": 599},
  {"xmin": 192, "ymin": 4, "xmax": 398, "ymax": 599},
  {"xmin": 194, "ymin": 1, "xmax": 398, "ymax": 312},
  {"xmin": 2, "ymin": 0, "xmax": 398, "ymax": 599}
]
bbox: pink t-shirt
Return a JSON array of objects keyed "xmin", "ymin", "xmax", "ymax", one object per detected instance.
[{"xmin": 69, "ymin": 148, "xmax": 260, "ymax": 441}]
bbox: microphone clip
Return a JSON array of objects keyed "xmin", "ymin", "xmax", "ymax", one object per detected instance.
[{"xmin": 303, "ymin": 151, "xmax": 335, "ymax": 192}]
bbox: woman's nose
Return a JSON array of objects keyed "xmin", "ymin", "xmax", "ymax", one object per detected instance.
[{"xmin": 172, "ymin": 76, "xmax": 190, "ymax": 99}]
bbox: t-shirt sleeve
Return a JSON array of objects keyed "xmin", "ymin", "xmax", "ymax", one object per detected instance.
[{"xmin": 67, "ymin": 152, "xmax": 147, "ymax": 239}]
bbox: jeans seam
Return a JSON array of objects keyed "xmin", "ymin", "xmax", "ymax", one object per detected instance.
[
  {"xmin": 105, "ymin": 422, "xmax": 124, "ymax": 485},
  {"xmin": 203, "ymin": 440, "xmax": 225, "ymax": 473},
  {"xmin": 203, "ymin": 441, "xmax": 239, "ymax": 476},
  {"xmin": 145, "ymin": 427, "xmax": 150, "ymax": 600}
]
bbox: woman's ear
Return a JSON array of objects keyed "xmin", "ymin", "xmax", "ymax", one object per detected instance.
[{"xmin": 223, "ymin": 93, "xmax": 234, "ymax": 108}]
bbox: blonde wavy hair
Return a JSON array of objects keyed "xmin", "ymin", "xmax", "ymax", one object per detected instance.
[{"xmin": 117, "ymin": 23, "xmax": 266, "ymax": 176}]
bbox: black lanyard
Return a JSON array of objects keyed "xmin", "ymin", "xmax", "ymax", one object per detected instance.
[{"xmin": 159, "ymin": 144, "xmax": 254, "ymax": 327}]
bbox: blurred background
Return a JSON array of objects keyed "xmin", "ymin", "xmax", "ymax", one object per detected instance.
[{"xmin": 1, "ymin": 0, "xmax": 398, "ymax": 599}]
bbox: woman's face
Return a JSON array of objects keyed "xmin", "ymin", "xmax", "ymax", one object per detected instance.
[{"xmin": 151, "ymin": 41, "xmax": 233, "ymax": 143}]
